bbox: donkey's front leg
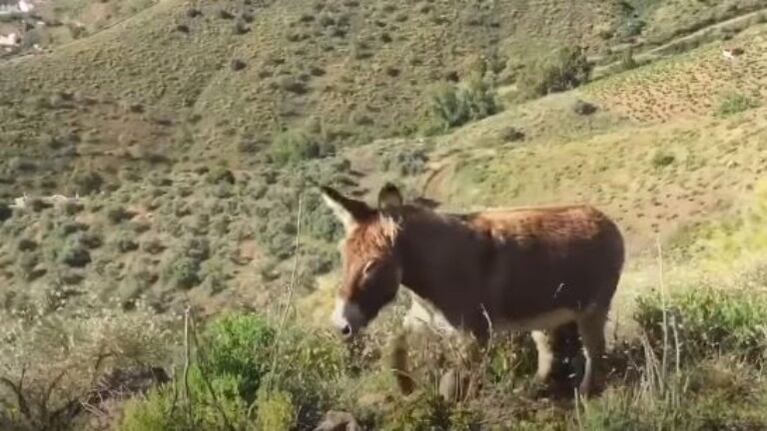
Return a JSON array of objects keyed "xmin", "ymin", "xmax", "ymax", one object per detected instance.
[
  {"xmin": 531, "ymin": 330, "xmax": 555, "ymax": 383},
  {"xmin": 389, "ymin": 330, "xmax": 416, "ymax": 395}
]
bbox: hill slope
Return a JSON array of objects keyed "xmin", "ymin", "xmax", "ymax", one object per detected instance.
[{"xmin": 0, "ymin": 0, "xmax": 765, "ymax": 322}]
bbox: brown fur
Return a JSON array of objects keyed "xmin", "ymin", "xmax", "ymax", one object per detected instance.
[{"xmin": 322, "ymin": 185, "xmax": 625, "ymax": 397}]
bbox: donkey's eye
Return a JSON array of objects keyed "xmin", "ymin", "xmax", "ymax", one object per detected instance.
[{"xmin": 362, "ymin": 261, "xmax": 377, "ymax": 277}]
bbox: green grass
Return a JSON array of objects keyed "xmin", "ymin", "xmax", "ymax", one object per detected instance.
[
  {"xmin": 717, "ymin": 92, "xmax": 761, "ymax": 117},
  {"xmin": 4, "ymin": 279, "xmax": 765, "ymax": 430}
]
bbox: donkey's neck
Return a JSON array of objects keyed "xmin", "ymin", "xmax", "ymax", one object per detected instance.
[{"xmin": 397, "ymin": 213, "xmax": 490, "ymax": 330}]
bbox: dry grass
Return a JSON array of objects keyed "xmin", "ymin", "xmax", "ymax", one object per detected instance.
[{"xmin": 586, "ymin": 24, "xmax": 767, "ymax": 123}]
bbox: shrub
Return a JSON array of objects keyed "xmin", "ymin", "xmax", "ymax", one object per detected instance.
[
  {"xmin": 206, "ymin": 166, "xmax": 236, "ymax": 185},
  {"xmin": 76, "ymin": 231, "xmax": 104, "ymax": 249},
  {"xmin": 270, "ymin": 127, "xmax": 335, "ymax": 165},
  {"xmin": 205, "ymin": 313, "xmax": 345, "ymax": 425},
  {"xmin": 121, "ymin": 312, "xmax": 347, "ymax": 430},
  {"xmin": 62, "ymin": 200, "xmax": 84, "ymax": 215},
  {"xmin": 717, "ymin": 93, "xmax": 760, "ymax": 117},
  {"xmin": 59, "ymin": 241, "xmax": 91, "ymax": 267},
  {"xmin": 255, "ymin": 389, "xmax": 297, "ymax": 431},
  {"xmin": 579, "ymin": 356, "xmax": 767, "ymax": 431},
  {"xmin": 59, "ymin": 222, "xmax": 89, "ymax": 237},
  {"xmin": 184, "ymin": 237, "xmax": 211, "ymax": 262},
  {"xmin": 17, "ymin": 252, "xmax": 44, "ymax": 281},
  {"xmin": 518, "ymin": 46, "xmax": 593, "ymax": 98},
  {"xmin": 106, "ymin": 205, "xmax": 135, "ymax": 224},
  {"xmin": 382, "ymin": 148, "xmax": 429, "ymax": 176},
  {"xmin": 381, "ymin": 391, "xmax": 452, "ymax": 431},
  {"xmin": 635, "ymin": 288, "xmax": 767, "ymax": 362},
  {"xmin": 118, "ymin": 366, "xmax": 251, "ymax": 431},
  {"xmin": 165, "ymin": 256, "xmax": 200, "ymax": 289},
  {"xmin": 619, "ymin": 48, "xmax": 639, "ymax": 71},
  {"xmin": 651, "ymin": 149, "xmax": 675, "ymax": 168},
  {"xmin": 573, "ymin": 100, "xmax": 598, "ymax": 116},
  {"xmin": 72, "ymin": 170, "xmax": 104, "ymax": 195},
  {"xmin": 17, "ymin": 238, "xmax": 37, "ymax": 252},
  {"xmin": 114, "ymin": 232, "xmax": 139, "ymax": 253},
  {"xmin": 1, "ymin": 308, "xmax": 173, "ymax": 431},
  {"xmin": 201, "ymin": 313, "xmax": 277, "ymax": 402},
  {"xmin": 28, "ymin": 198, "xmax": 52, "ymax": 212},
  {"xmin": 616, "ymin": 18, "xmax": 646, "ymax": 40},
  {"xmin": 429, "ymin": 73, "xmax": 501, "ymax": 131},
  {"xmin": 0, "ymin": 202, "xmax": 11, "ymax": 222},
  {"xmin": 142, "ymin": 238, "xmax": 165, "ymax": 255}
]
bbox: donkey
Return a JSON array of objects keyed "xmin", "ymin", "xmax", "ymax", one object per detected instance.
[{"xmin": 320, "ymin": 183, "xmax": 625, "ymax": 396}]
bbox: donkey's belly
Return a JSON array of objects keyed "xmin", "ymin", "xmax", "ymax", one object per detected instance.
[{"xmin": 498, "ymin": 308, "xmax": 578, "ymax": 332}]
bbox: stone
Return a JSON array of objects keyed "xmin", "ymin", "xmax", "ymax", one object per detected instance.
[{"xmin": 313, "ymin": 411, "xmax": 362, "ymax": 431}]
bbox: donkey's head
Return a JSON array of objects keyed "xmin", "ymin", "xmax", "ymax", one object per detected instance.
[{"xmin": 321, "ymin": 183, "xmax": 405, "ymax": 340}]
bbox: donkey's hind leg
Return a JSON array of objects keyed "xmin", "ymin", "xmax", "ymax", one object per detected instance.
[
  {"xmin": 531, "ymin": 330, "xmax": 555, "ymax": 383},
  {"xmin": 576, "ymin": 307, "xmax": 609, "ymax": 398}
]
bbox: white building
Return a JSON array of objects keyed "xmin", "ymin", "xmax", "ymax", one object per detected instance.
[
  {"xmin": 0, "ymin": 0, "xmax": 33, "ymax": 16},
  {"xmin": 0, "ymin": 32, "xmax": 20, "ymax": 46}
]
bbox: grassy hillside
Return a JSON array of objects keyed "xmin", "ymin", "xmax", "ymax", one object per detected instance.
[{"xmin": 1, "ymin": 0, "xmax": 767, "ymax": 429}]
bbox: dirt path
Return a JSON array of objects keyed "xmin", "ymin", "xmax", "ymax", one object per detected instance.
[
  {"xmin": 591, "ymin": 7, "xmax": 767, "ymax": 77},
  {"xmin": 491, "ymin": 6, "xmax": 767, "ymax": 94}
]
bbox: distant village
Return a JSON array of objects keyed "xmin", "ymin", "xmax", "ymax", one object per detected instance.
[{"xmin": 0, "ymin": 0, "xmax": 34, "ymax": 53}]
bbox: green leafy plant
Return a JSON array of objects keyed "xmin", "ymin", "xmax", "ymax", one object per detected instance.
[
  {"xmin": 518, "ymin": 46, "xmax": 593, "ymax": 98},
  {"xmin": 717, "ymin": 93, "xmax": 760, "ymax": 117}
]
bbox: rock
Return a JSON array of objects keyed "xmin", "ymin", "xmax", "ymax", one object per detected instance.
[
  {"xmin": 500, "ymin": 126, "xmax": 525, "ymax": 143},
  {"xmin": 573, "ymin": 99, "xmax": 598, "ymax": 116},
  {"xmin": 313, "ymin": 411, "xmax": 362, "ymax": 431},
  {"xmin": 439, "ymin": 368, "xmax": 473, "ymax": 402},
  {"xmin": 230, "ymin": 59, "xmax": 247, "ymax": 71},
  {"xmin": 439, "ymin": 368, "xmax": 459, "ymax": 402}
]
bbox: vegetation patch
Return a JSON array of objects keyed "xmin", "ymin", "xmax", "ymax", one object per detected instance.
[
  {"xmin": 428, "ymin": 73, "xmax": 502, "ymax": 132},
  {"xmin": 518, "ymin": 46, "xmax": 593, "ymax": 99},
  {"xmin": 717, "ymin": 92, "xmax": 761, "ymax": 117}
]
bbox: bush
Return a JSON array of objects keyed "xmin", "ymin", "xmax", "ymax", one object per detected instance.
[
  {"xmin": 118, "ymin": 366, "xmax": 252, "ymax": 431},
  {"xmin": 17, "ymin": 238, "xmax": 37, "ymax": 252},
  {"xmin": 1, "ymin": 308, "xmax": 173, "ymax": 431},
  {"xmin": 518, "ymin": 46, "xmax": 593, "ymax": 98},
  {"xmin": 255, "ymin": 389, "xmax": 297, "ymax": 431},
  {"xmin": 119, "ymin": 312, "xmax": 347, "ymax": 430},
  {"xmin": 59, "ymin": 241, "xmax": 91, "ymax": 267},
  {"xmin": 429, "ymin": 73, "xmax": 501, "ymax": 131},
  {"xmin": 206, "ymin": 166, "xmax": 236, "ymax": 185},
  {"xmin": 115, "ymin": 232, "xmax": 139, "ymax": 253},
  {"xmin": 579, "ymin": 356, "xmax": 767, "ymax": 431},
  {"xmin": 72, "ymin": 170, "xmax": 104, "ymax": 195},
  {"xmin": 381, "ymin": 391, "xmax": 452, "ymax": 431},
  {"xmin": 0, "ymin": 202, "xmax": 11, "ymax": 222},
  {"xmin": 717, "ymin": 93, "xmax": 760, "ymax": 117},
  {"xmin": 635, "ymin": 288, "xmax": 767, "ymax": 362},
  {"xmin": 75, "ymin": 231, "xmax": 103, "ymax": 250},
  {"xmin": 107, "ymin": 205, "xmax": 135, "ymax": 224},
  {"xmin": 165, "ymin": 256, "xmax": 201, "ymax": 289},
  {"xmin": 201, "ymin": 313, "xmax": 277, "ymax": 402},
  {"xmin": 184, "ymin": 237, "xmax": 211, "ymax": 262},
  {"xmin": 619, "ymin": 48, "xmax": 639, "ymax": 71},
  {"xmin": 270, "ymin": 127, "xmax": 335, "ymax": 165},
  {"xmin": 651, "ymin": 149, "xmax": 675, "ymax": 168}
]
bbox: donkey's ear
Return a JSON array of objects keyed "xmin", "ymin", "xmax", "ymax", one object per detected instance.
[
  {"xmin": 378, "ymin": 183, "xmax": 403, "ymax": 211},
  {"xmin": 320, "ymin": 186, "xmax": 373, "ymax": 231}
]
